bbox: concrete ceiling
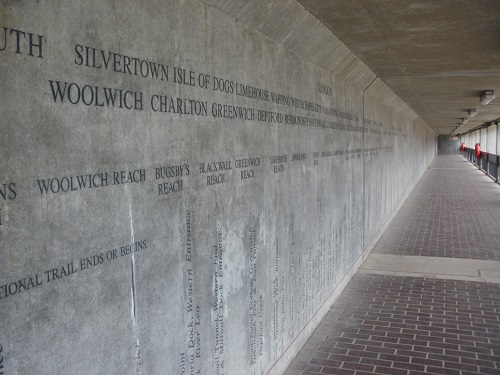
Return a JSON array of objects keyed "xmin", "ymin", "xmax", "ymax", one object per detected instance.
[{"xmin": 298, "ymin": 0, "xmax": 500, "ymax": 135}]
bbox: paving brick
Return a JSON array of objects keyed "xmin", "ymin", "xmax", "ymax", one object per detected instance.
[
  {"xmin": 359, "ymin": 357, "xmax": 393, "ymax": 367},
  {"xmin": 318, "ymin": 347, "xmax": 348, "ymax": 356},
  {"xmin": 428, "ymin": 341, "xmax": 460, "ymax": 350},
  {"xmin": 477, "ymin": 353, "xmax": 500, "ymax": 362},
  {"xmin": 377, "ymin": 354, "xmax": 411, "ymax": 363},
  {"xmin": 392, "ymin": 361, "xmax": 427, "ymax": 372},
  {"xmin": 479, "ymin": 368, "xmax": 500, "ymax": 374},
  {"xmin": 411, "ymin": 356, "xmax": 443, "ymax": 367},
  {"xmin": 396, "ymin": 349, "xmax": 426, "ymax": 359},
  {"xmin": 347, "ymin": 349, "xmax": 378, "ymax": 359},
  {"xmin": 341, "ymin": 362, "xmax": 375, "ymax": 372},
  {"xmin": 460, "ymin": 344, "xmax": 492, "ymax": 355},
  {"xmin": 399, "ymin": 338, "xmax": 429, "ymax": 347},
  {"xmin": 335, "ymin": 342, "xmax": 366, "ymax": 351},
  {"xmin": 443, "ymin": 349, "xmax": 477, "ymax": 359},
  {"xmin": 320, "ymin": 367, "xmax": 355, "ymax": 375},
  {"xmin": 326, "ymin": 354, "xmax": 361, "ymax": 364},
  {"xmin": 316, "ymin": 346, "xmax": 343, "ymax": 355},
  {"xmin": 290, "ymin": 362, "xmax": 324, "ymax": 372},
  {"xmin": 309, "ymin": 358, "xmax": 343, "ymax": 368},
  {"xmin": 353, "ymin": 339, "xmax": 383, "ymax": 347},
  {"xmin": 412, "ymin": 345, "xmax": 444, "ymax": 355},
  {"xmin": 428, "ymin": 366, "xmax": 462, "ymax": 375},
  {"xmin": 460, "ymin": 356, "xmax": 496, "ymax": 368},
  {"xmin": 364, "ymin": 346, "xmax": 396, "ymax": 355},
  {"xmin": 384, "ymin": 343, "xmax": 413, "ymax": 351},
  {"xmin": 444, "ymin": 361, "xmax": 478, "ymax": 372},
  {"xmin": 427, "ymin": 353, "xmax": 462, "ymax": 363},
  {"xmin": 374, "ymin": 366, "xmax": 408, "ymax": 375}
]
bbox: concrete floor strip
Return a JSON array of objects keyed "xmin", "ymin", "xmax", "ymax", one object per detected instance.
[{"xmin": 360, "ymin": 253, "xmax": 500, "ymax": 283}]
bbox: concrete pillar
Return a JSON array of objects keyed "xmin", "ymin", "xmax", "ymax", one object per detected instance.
[
  {"xmin": 497, "ymin": 122, "xmax": 499, "ymax": 183},
  {"xmin": 477, "ymin": 130, "xmax": 480, "ymax": 164},
  {"xmin": 478, "ymin": 130, "xmax": 482, "ymax": 169},
  {"xmin": 481, "ymin": 128, "xmax": 488, "ymax": 171},
  {"xmin": 486, "ymin": 128, "xmax": 489, "ymax": 175}
]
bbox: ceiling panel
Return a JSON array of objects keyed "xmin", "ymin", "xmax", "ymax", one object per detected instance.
[{"xmin": 298, "ymin": 0, "xmax": 500, "ymax": 134}]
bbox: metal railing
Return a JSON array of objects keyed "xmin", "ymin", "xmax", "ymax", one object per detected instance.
[{"xmin": 462, "ymin": 148, "xmax": 499, "ymax": 183}]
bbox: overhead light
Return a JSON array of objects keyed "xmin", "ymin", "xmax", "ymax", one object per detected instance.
[
  {"xmin": 468, "ymin": 109, "xmax": 477, "ymax": 117},
  {"xmin": 452, "ymin": 122, "xmax": 464, "ymax": 136},
  {"xmin": 461, "ymin": 117, "xmax": 468, "ymax": 124},
  {"xmin": 480, "ymin": 90, "xmax": 495, "ymax": 105}
]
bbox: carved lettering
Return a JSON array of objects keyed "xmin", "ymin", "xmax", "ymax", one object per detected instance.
[
  {"xmin": 211, "ymin": 103, "xmax": 255, "ymax": 120},
  {"xmin": 318, "ymin": 83, "xmax": 332, "ymax": 96},
  {"xmin": 234, "ymin": 158, "xmax": 260, "ymax": 168},
  {"xmin": 151, "ymin": 95, "xmax": 207, "ymax": 116},
  {"xmin": 235, "ymin": 83, "xmax": 269, "ymax": 101},
  {"xmin": 180, "ymin": 352, "xmax": 186, "ymax": 375},
  {"xmin": 199, "ymin": 161, "xmax": 232, "ymax": 174},
  {"xmin": 0, "ymin": 343, "xmax": 3, "ymax": 375},
  {"xmin": 186, "ymin": 210, "xmax": 192, "ymax": 261},
  {"xmin": 173, "ymin": 67, "xmax": 195, "ymax": 86},
  {"xmin": 0, "ymin": 27, "xmax": 44, "ymax": 57},
  {"xmin": 45, "ymin": 262, "xmax": 77, "ymax": 282},
  {"xmin": 291, "ymin": 153, "xmax": 306, "ymax": 161},
  {"xmin": 270, "ymin": 155, "xmax": 287, "ymax": 164},
  {"xmin": 134, "ymin": 339, "xmax": 142, "ymax": 375},
  {"xmin": 113, "ymin": 169, "xmax": 146, "ymax": 185},
  {"xmin": 240, "ymin": 169, "xmax": 254, "ymax": 179},
  {"xmin": 158, "ymin": 180, "xmax": 183, "ymax": 195},
  {"xmin": 0, "ymin": 274, "xmax": 43, "ymax": 299},
  {"xmin": 37, "ymin": 173, "xmax": 109, "ymax": 194},
  {"xmin": 120, "ymin": 240, "xmax": 148, "ymax": 257},
  {"xmin": 273, "ymin": 165, "xmax": 284, "ymax": 173},
  {"xmin": 212, "ymin": 76, "xmax": 233, "ymax": 94},
  {"xmin": 207, "ymin": 174, "xmax": 226, "ymax": 186},
  {"xmin": 75, "ymin": 44, "xmax": 169, "ymax": 80},
  {"xmin": 49, "ymin": 80, "xmax": 143, "ymax": 110},
  {"xmin": 80, "ymin": 254, "xmax": 104, "ymax": 271},
  {"xmin": 155, "ymin": 165, "xmax": 190, "ymax": 179},
  {"xmin": 187, "ymin": 269, "xmax": 193, "ymax": 313},
  {"xmin": 0, "ymin": 183, "xmax": 16, "ymax": 200},
  {"xmin": 257, "ymin": 110, "xmax": 283, "ymax": 123}
]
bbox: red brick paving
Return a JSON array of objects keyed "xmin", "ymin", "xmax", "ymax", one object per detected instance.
[
  {"xmin": 375, "ymin": 157, "xmax": 500, "ymax": 260},
  {"xmin": 285, "ymin": 157, "xmax": 500, "ymax": 375},
  {"xmin": 285, "ymin": 275, "xmax": 500, "ymax": 375}
]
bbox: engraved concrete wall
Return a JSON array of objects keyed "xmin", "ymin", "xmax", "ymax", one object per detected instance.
[{"xmin": 0, "ymin": 1, "xmax": 435, "ymax": 374}]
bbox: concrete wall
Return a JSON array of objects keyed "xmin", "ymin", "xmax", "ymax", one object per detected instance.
[
  {"xmin": 438, "ymin": 135, "xmax": 460, "ymax": 155},
  {"xmin": 0, "ymin": 1, "xmax": 435, "ymax": 374},
  {"xmin": 364, "ymin": 81, "xmax": 436, "ymax": 252}
]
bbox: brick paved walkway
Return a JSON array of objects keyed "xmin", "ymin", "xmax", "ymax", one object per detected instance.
[
  {"xmin": 375, "ymin": 156, "xmax": 500, "ymax": 260},
  {"xmin": 285, "ymin": 156, "xmax": 500, "ymax": 375}
]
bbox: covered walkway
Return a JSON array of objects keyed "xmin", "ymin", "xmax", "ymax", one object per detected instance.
[{"xmin": 285, "ymin": 155, "xmax": 500, "ymax": 375}]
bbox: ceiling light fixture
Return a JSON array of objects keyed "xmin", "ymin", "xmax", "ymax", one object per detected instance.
[
  {"xmin": 452, "ymin": 122, "xmax": 464, "ymax": 136},
  {"xmin": 480, "ymin": 90, "xmax": 495, "ymax": 105},
  {"xmin": 461, "ymin": 117, "xmax": 468, "ymax": 124},
  {"xmin": 468, "ymin": 109, "xmax": 477, "ymax": 117}
]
